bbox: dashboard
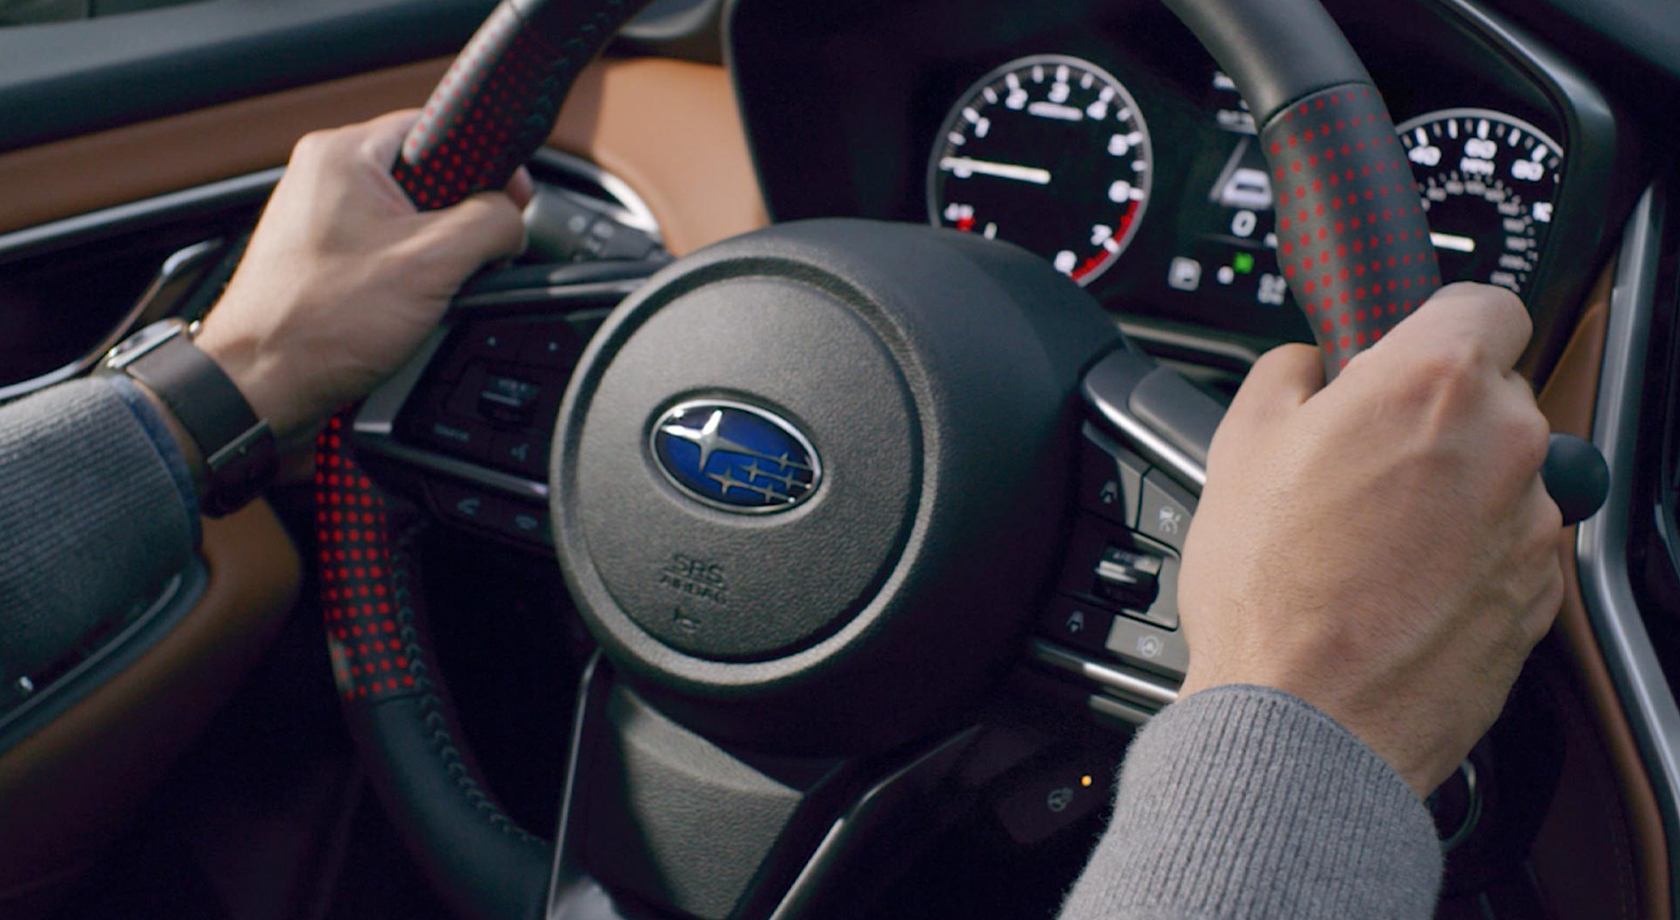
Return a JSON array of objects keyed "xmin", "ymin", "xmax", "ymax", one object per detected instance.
[{"xmin": 728, "ymin": 0, "xmax": 1616, "ymax": 359}]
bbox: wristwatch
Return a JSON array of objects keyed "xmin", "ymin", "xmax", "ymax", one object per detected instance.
[{"xmin": 99, "ymin": 318, "xmax": 277, "ymax": 517}]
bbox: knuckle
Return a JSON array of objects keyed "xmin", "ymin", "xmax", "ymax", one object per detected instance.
[
  {"xmin": 1245, "ymin": 345, "xmax": 1297, "ymax": 383},
  {"xmin": 1513, "ymin": 406, "xmax": 1552, "ymax": 469},
  {"xmin": 1469, "ymin": 284, "xmax": 1533, "ymax": 343},
  {"xmin": 290, "ymin": 129, "xmax": 334, "ymax": 161},
  {"xmin": 1410, "ymin": 343, "xmax": 1484, "ymax": 394},
  {"xmin": 1481, "ymin": 284, "xmax": 1532, "ymax": 329}
]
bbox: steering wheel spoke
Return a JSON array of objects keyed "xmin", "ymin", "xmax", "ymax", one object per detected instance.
[
  {"xmin": 349, "ymin": 260, "xmax": 659, "ymax": 550},
  {"xmin": 544, "ymin": 656, "xmax": 988, "ymax": 920},
  {"xmin": 1016, "ymin": 351, "xmax": 1224, "ymax": 719}
]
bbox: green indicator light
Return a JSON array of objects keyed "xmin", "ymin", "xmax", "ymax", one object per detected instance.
[{"xmin": 1233, "ymin": 252, "xmax": 1255, "ymax": 274}]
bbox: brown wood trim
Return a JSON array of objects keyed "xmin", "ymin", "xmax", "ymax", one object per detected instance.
[
  {"xmin": 0, "ymin": 503, "xmax": 301, "ymax": 920},
  {"xmin": 1531, "ymin": 262, "xmax": 1670, "ymax": 920},
  {"xmin": 0, "ymin": 56, "xmax": 767, "ymax": 258}
]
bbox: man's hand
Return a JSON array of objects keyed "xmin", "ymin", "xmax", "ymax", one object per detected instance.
[
  {"xmin": 193, "ymin": 110, "xmax": 530, "ymax": 458},
  {"xmin": 1175, "ymin": 282, "xmax": 1564, "ymax": 796}
]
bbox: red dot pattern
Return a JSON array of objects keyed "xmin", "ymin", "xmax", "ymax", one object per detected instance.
[
  {"xmin": 1261, "ymin": 85, "xmax": 1441, "ymax": 379},
  {"xmin": 392, "ymin": 2, "xmax": 566, "ymax": 211},
  {"xmin": 316, "ymin": 413, "xmax": 417, "ymax": 701}
]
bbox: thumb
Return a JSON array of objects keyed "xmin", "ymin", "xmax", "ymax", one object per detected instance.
[
  {"xmin": 425, "ymin": 190, "xmax": 528, "ymax": 269},
  {"xmin": 1209, "ymin": 343, "xmax": 1323, "ymax": 460},
  {"xmin": 1226, "ymin": 343, "xmax": 1324, "ymax": 426}
]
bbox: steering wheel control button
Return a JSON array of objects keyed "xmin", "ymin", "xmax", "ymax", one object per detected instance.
[
  {"xmin": 1079, "ymin": 427, "xmax": 1147, "ymax": 527},
  {"xmin": 517, "ymin": 321, "xmax": 588, "ymax": 369},
  {"xmin": 476, "ymin": 373, "xmax": 544, "ymax": 425},
  {"xmin": 1042, "ymin": 599, "xmax": 1115, "ymax": 655},
  {"xmin": 460, "ymin": 321, "xmax": 521, "ymax": 362},
  {"xmin": 581, "ymin": 218, "xmax": 660, "ymax": 262},
  {"xmin": 1123, "ymin": 541, "xmax": 1181, "ymax": 631},
  {"xmin": 1093, "ymin": 546, "xmax": 1162, "ymax": 610},
  {"xmin": 1105, "ymin": 615, "xmax": 1188, "ymax": 680},
  {"xmin": 495, "ymin": 502, "xmax": 554, "ymax": 547},
  {"xmin": 1060, "ymin": 518, "xmax": 1181, "ymax": 630},
  {"xmin": 430, "ymin": 480, "xmax": 505, "ymax": 528},
  {"xmin": 415, "ymin": 417, "xmax": 495, "ymax": 462},
  {"xmin": 492, "ymin": 432, "xmax": 548, "ymax": 477},
  {"xmin": 1137, "ymin": 470, "xmax": 1195, "ymax": 550},
  {"xmin": 650, "ymin": 400, "xmax": 822, "ymax": 513}
]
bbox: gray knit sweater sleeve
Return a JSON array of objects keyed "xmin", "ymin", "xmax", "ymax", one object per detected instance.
[
  {"xmin": 1060, "ymin": 685, "xmax": 1442, "ymax": 920},
  {"xmin": 0, "ymin": 377, "xmax": 198, "ymax": 688}
]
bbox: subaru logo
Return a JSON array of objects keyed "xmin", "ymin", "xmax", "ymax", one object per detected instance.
[{"xmin": 650, "ymin": 400, "xmax": 822, "ymax": 513}]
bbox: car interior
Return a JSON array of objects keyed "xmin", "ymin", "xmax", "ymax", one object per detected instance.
[{"xmin": 2, "ymin": 0, "xmax": 1679, "ymax": 918}]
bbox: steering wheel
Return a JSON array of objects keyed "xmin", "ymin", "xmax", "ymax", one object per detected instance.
[{"xmin": 312, "ymin": 1, "xmax": 1609, "ymax": 918}]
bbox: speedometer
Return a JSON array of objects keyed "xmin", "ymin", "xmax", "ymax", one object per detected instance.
[
  {"xmin": 928, "ymin": 54, "xmax": 1152, "ymax": 287},
  {"xmin": 1396, "ymin": 108, "xmax": 1562, "ymax": 295}
]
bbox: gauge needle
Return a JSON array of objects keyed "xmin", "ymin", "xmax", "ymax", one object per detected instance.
[
  {"xmin": 1430, "ymin": 231, "xmax": 1477, "ymax": 253},
  {"xmin": 939, "ymin": 156, "xmax": 1052, "ymax": 185}
]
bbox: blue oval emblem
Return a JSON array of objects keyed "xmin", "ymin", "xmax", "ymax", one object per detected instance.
[{"xmin": 650, "ymin": 400, "xmax": 822, "ymax": 513}]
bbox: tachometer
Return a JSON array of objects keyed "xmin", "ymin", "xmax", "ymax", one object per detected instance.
[
  {"xmin": 927, "ymin": 54, "xmax": 1152, "ymax": 287},
  {"xmin": 1395, "ymin": 108, "xmax": 1562, "ymax": 295}
]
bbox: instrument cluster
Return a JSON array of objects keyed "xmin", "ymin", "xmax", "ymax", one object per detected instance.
[
  {"xmin": 927, "ymin": 56, "xmax": 1564, "ymax": 317},
  {"xmin": 729, "ymin": 0, "xmax": 1577, "ymax": 347}
]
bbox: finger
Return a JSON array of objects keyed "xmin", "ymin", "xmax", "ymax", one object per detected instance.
[
  {"xmin": 1375, "ymin": 282, "xmax": 1533, "ymax": 372},
  {"xmin": 505, "ymin": 166, "xmax": 536, "ymax": 210},
  {"xmin": 1498, "ymin": 371, "xmax": 1552, "ymax": 476},
  {"xmin": 427, "ymin": 191, "xmax": 527, "ymax": 265},
  {"xmin": 1516, "ymin": 474, "xmax": 1565, "ymax": 643},
  {"xmin": 1211, "ymin": 343, "xmax": 1323, "ymax": 450},
  {"xmin": 1232, "ymin": 342, "xmax": 1324, "ymax": 414}
]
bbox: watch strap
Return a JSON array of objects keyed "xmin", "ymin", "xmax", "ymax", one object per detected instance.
[{"xmin": 122, "ymin": 332, "xmax": 276, "ymax": 516}]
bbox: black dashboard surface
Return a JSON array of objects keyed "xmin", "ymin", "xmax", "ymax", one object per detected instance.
[{"xmin": 727, "ymin": 0, "xmax": 1633, "ymax": 364}]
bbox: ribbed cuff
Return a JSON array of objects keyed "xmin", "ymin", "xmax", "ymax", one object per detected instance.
[
  {"xmin": 0, "ymin": 377, "xmax": 196, "ymax": 685},
  {"xmin": 107, "ymin": 374, "xmax": 201, "ymax": 543},
  {"xmin": 1060, "ymin": 684, "xmax": 1441, "ymax": 920}
]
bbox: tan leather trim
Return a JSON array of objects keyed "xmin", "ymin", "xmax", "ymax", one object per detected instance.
[
  {"xmin": 1531, "ymin": 263, "xmax": 1669, "ymax": 920},
  {"xmin": 0, "ymin": 503, "xmax": 301, "ymax": 920},
  {"xmin": 0, "ymin": 60, "xmax": 448, "ymax": 237},
  {"xmin": 546, "ymin": 57, "xmax": 770, "ymax": 255},
  {"xmin": 0, "ymin": 57, "xmax": 768, "ymax": 258}
]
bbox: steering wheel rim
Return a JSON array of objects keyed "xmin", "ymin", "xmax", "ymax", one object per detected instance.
[{"xmin": 319, "ymin": 1, "xmax": 1441, "ymax": 919}]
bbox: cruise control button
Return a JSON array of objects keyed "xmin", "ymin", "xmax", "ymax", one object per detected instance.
[
  {"xmin": 1040, "ymin": 598, "xmax": 1114, "ymax": 655},
  {"xmin": 1079, "ymin": 430, "xmax": 1147, "ymax": 527},
  {"xmin": 1137, "ymin": 469, "xmax": 1195, "ymax": 550},
  {"xmin": 431, "ymin": 481, "xmax": 506, "ymax": 528},
  {"xmin": 1105, "ymin": 615, "xmax": 1188, "ymax": 679}
]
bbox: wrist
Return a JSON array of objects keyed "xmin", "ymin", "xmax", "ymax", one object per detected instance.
[
  {"xmin": 192, "ymin": 325, "xmax": 301, "ymax": 442},
  {"xmin": 98, "ymin": 318, "xmax": 278, "ymax": 516}
]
